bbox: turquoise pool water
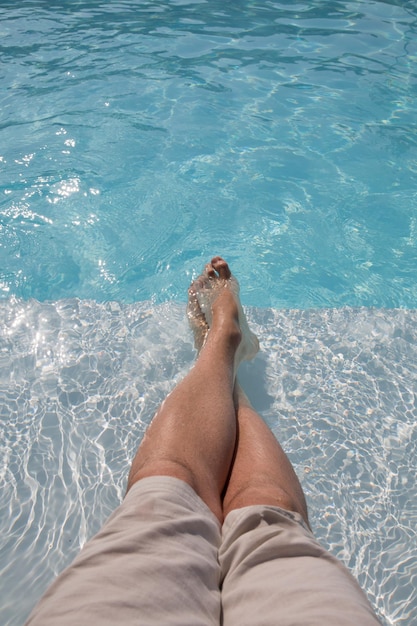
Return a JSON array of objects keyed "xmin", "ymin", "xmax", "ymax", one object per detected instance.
[
  {"xmin": 1, "ymin": 2, "xmax": 417, "ymax": 624},
  {"xmin": 2, "ymin": 0, "xmax": 417, "ymax": 308}
]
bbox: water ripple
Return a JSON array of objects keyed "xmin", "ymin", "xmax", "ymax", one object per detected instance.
[{"xmin": 1, "ymin": 1, "xmax": 417, "ymax": 306}]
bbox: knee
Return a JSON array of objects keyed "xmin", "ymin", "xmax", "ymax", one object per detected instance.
[
  {"xmin": 223, "ymin": 481, "xmax": 309, "ymax": 525},
  {"xmin": 127, "ymin": 457, "xmax": 197, "ymax": 493},
  {"xmin": 127, "ymin": 458, "xmax": 224, "ymax": 523}
]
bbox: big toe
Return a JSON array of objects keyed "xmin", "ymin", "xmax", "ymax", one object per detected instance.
[{"xmin": 211, "ymin": 256, "xmax": 232, "ymax": 280}]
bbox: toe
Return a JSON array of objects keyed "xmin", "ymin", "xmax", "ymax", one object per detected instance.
[
  {"xmin": 211, "ymin": 257, "xmax": 231, "ymax": 280},
  {"xmin": 205, "ymin": 263, "xmax": 216, "ymax": 279}
]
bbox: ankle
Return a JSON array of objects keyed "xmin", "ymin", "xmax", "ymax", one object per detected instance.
[{"xmin": 210, "ymin": 319, "xmax": 242, "ymax": 351}]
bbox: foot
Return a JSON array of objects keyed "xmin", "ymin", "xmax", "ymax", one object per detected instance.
[
  {"xmin": 187, "ymin": 257, "xmax": 259, "ymax": 364},
  {"xmin": 187, "ymin": 281, "xmax": 210, "ymax": 352}
]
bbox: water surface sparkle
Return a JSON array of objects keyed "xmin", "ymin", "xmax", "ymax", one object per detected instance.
[{"xmin": 1, "ymin": 0, "xmax": 417, "ymax": 307}]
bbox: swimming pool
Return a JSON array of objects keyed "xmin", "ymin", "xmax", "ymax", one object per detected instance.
[{"xmin": 1, "ymin": 2, "xmax": 416, "ymax": 624}]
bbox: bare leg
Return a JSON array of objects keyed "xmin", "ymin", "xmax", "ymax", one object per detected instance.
[
  {"xmin": 220, "ymin": 386, "xmax": 382, "ymax": 626},
  {"xmin": 127, "ymin": 257, "xmax": 258, "ymax": 523},
  {"xmin": 222, "ymin": 384, "xmax": 310, "ymax": 527}
]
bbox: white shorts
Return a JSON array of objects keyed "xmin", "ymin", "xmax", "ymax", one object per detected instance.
[{"xmin": 26, "ymin": 476, "xmax": 380, "ymax": 626}]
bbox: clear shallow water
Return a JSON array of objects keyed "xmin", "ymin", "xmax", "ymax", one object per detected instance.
[
  {"xmin": 1, "ymin": 300, "xmax": 417, "ymax": 625},
  {"xmin": 1, "ymin": 2, "xmax": 417, "ymax": 625}
]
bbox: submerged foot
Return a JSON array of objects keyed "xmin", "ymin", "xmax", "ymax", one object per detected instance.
[
  {"xmin": 187, "ymin": 256, "xmax": 259, "ymax": 364},
  {"xmin": 187, "ymin": 279, "xmax": 210, "ymax": 352}
]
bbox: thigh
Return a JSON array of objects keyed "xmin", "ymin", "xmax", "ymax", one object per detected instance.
[
  {"xmin": 220, "ymin": 505, "xmax": 381, "ymax": 626},
  {"xmin": 26, "ymin": 477, "xmax": 221, "ymax": 626}
]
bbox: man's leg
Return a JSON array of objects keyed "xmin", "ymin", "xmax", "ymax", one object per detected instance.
[
  {"xmin": 127, "ymin": 256, "xmax": 258, "ymax": 522},
  {"xmin": 222, "ymin": 384, "xmax": 309, "ymax": 524},
  {"xmin": 26, "ymin": 257, "xmax": 259, "ymax": 626},
  {"xmin": 220, "ymin": 386, "xmax": 381, "ymax": 625}
]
